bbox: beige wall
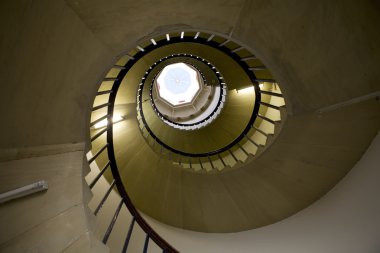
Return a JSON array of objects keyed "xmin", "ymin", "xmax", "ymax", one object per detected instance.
[
  {"xmin": 145, "ymin": 131, "xmax": 380, "ymax": 253},
  {"xmin": 65, "ymin": 0, "xmax": 380, "ymax": 116},
  {"xmin": 0, "ymin": 0, "xmax": 112, "ymax": 149},
  {"xmin": 0, "ymin": 1, "xmax": 112, "ymax": 251},
  {"xmin": 0, "ymin": 144, "xmax": 107, "ymax": 252}
]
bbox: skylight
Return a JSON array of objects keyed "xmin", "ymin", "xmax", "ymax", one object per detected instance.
[{"xmin": 156, "ymin": 63, "xmax": 200, "ymax": 106}]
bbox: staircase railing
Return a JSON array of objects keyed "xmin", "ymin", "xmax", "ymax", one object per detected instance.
[
  {"xmin": 86, "ymin": 30, "xmax": 286, "ymax": 252},
  {"xmin": 134, "ymin": 33, "xmax": 285, "ymax": 172}
]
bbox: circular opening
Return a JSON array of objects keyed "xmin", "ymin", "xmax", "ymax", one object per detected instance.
[
  {"xmin": 156, "ymin": 62, "xmax": 201, "ymax": 106},
  {"xmin": 149, "ymin": 56, "xmax": 227, "ymax": 130}
]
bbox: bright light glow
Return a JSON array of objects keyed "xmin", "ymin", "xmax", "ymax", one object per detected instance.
[
  {"xmin": 156, "ymin": 63, "xmax": 200, "ymax": 106},
  {"xmin": 94, "ymin": 115, "xmax": 124, "ymax": 129},
  {"xmin": 194, "ymin": 32, "xmax": 200, "ymax": 39},
  {"xmin": 150, "ymin": 38, "xmax": 157, "ymax": 45},
  {"xmin": 259, "ymin": 83, "xmax": 264, "ymax": 88},
  {"xmin": 237, "ymin": 86, "xmax": 254, "ymax": 94},
  {"xmin": 180, "ymin": 31, "xmax": 184, "ymax": 39},
  {"xmin": 166, "ymin": 34, "xmax": 170, "ymax": 41}
]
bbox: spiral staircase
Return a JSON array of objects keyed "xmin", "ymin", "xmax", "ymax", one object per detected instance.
[
  {"xmin": 1, "ymin": 1, "xmax": 380, "ymax": 253},
  {"xmin": 85, "ymin": 29, "xmax": 380, "ymax": 252},
  {"xmin": 85, "ymin": 30, "xmax": 286, "ymax": 252}
]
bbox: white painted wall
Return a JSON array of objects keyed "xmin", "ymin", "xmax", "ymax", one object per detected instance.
[{"xmin": 144, "ymin": 131, "xmax": 380, "ymax": 253}]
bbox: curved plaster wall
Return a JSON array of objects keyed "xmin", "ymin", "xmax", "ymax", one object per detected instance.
[
  {"xmin": 144, "ymin": 131, "xmax": 380, "ymax": 253},
  {"xmin": 1, "ymin": 0, "xmax": 380, "ymax": 251}
]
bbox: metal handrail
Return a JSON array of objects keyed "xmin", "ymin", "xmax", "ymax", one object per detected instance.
[
  {"xmin": 104, "ymin": 42, "xmax": 180, "ymax": 252},
  {"xmin": 88, "ymin": 30, "xmax": 284, "ymax": 252}
]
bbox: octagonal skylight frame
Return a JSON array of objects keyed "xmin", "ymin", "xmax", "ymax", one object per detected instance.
[{"xmin": 156, "ymin": 63, "xmax": 201, "ymax": 106}]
